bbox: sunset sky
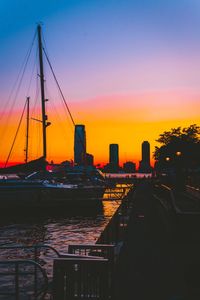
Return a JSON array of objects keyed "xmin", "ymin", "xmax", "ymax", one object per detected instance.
[{"xmin": 0, "ymin": 0, "xmax": 200, "ymax": 168}]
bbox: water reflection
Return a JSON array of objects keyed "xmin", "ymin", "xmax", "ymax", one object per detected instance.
[
  {"xmin": 103, "ymin": 183, "xmax": 133, "ymax": 201},
  {"xmin": 0, "ymin": 184, "xmax": 131, "ymax": 252},
  {"xmin": 0, "ymin": 184, "xmax": 132, "ymax": 285}
]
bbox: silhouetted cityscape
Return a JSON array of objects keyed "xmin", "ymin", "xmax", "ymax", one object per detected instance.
[{"xmin": 73, "ymin": 124, "xmax": 152, "ymax": 173}]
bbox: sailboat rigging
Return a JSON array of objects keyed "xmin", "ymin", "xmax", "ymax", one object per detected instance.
[
  {"xmin": 25, "ymin": 97, "xmax": 30, "ymax": 164},
  {"xmin": 38, "ymin": 24, "xmax": 50, "ymax": 160},
  {"xmin": 0, "ymin": 25, "xmax": 105, "ymax": 211}
]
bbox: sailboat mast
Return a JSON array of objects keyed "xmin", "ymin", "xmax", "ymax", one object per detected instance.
[
  {"xmin": 25, "ymin": 97, "xmax": 30, "ymax": 163},
  {"xmin": 37, "ymin": 24, "xmax": 47, "ymax": 159}
]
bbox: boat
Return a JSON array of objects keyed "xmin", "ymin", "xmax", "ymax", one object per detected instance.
[
  {"xmin": 0, "ymin": 25, "xmax": 106, "ymax": 210},
  {"xmin": 0, "ymin": 178, "xmax": 105, "ymax": 210},
  {"xmin": 0, "ymin": 157, "xmax": 47, "ymax": 175}
]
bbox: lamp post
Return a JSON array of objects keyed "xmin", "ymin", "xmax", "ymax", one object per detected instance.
[
  {"xmin": 174, "ymin": 151, "xmax": 186, "ymax": 192},
  {"xmin": 165, "ymin": 151, "xmax": 185, "ymax": 191}
]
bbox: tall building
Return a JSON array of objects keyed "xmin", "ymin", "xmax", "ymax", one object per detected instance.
[
  {"xmin": 74, "ymin": 125, "xmax": 86, "ymax": 166},
  {"xmin": 109, "ymin": 144, "xmax": 119, "ymax": 172},
  {"xmin": 142, "ymin": 141, "xmax": 150, "ymax": 165},
  {"xmin": 139, "ymin": 141, "xmax": 151, "ymax": 173}
]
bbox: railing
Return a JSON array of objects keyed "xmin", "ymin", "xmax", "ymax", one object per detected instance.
[
  {"xmin": 68, "ymin": 244, "xmax": 115, "ymax": 299},
  {"xmin": 0, "ymin": 244, "xmax": 103, "ymax": 276},
  {"xmin": 68, "ymin": 244, "xmax": 115, "ymax": 266},
  {"xmin": 154, "ymin": 184, "xmax": 200, "ymax": 215},
  {"xmin": 0, "ymin": 244, "xmax": 112, "ymax": 299},
  {"xmin": 0, "ymin": 244, "xmax": 61, "ymax": 281},
  {"xmin": 186, "ymin": 185, "xmax": 200, "ymax": 199},
  {"xmin": 0, "ymin": 243, "xmax": 106, "ymax": 259},
  {"xmin": 52, "ymin": 187, "xmax": 135, "ymax": 300},
  {"xmin": 53, "ymin": 258, "xmax": 110, "ymax": 300},
  {"xmin": 0, "ymin": 259, "xmax": 48, "ymax": 300},
  {"xmin": 153, "ymin": 183, "xmax": 179, "ymax": 235},
  {"xmin": 97, "ymin": 188, "xmax": 136, "ymax": 246},
  {"xmin": 153, "ymin": 184, "xmax": 176, "ymax": 211},
  {"xmin": 0, "ymin": 187, "xmax": 136, "ymax": 299},
  {"xmin": 103, "ymin": 184, "xmax": 133, "ymax": 201},
  {"xmin": 0, "ymin": 244, "xmax": 60, "ymax": 258}
]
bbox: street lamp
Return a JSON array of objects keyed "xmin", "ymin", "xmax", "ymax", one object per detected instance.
[
  {"xmin": 174, "ymin": 150, "xmax": 186, "ymax": 192},
  {"xmin": 164, "ymin": 152, "xmax": 184, "ymax": 191},
  {"xmin": 176, "ymin": 151, "xmax": 182, "ymax": 157}
]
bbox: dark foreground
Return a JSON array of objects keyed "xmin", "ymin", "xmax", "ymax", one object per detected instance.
[
  {"xmin": 1, "ymin": 181, "xmax": 200, "ymax": 299},
  {"xmin": 114, "ymin": 182, "xmax": 200, "ymax": 300}
]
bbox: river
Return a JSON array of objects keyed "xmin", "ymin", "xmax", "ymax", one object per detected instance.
[
  {"xmin": 0, "ymin": 184, "xmax": 131, "ymax": 252},
  {"xmin": 0, "ymin": 184, "xmax": 131, "ymax": 293}
]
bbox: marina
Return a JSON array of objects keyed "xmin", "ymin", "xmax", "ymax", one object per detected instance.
[
  {"xmin": 0, "ymin": 2, "xmax": 200, "ymax": 298},
  {"xmin": 0, "ymin": 183, "xmax": 131, "ymax": 255},
  {"xmin": 0, "ymin": 183, "xmax": 132, "ymax": 299},
  {"xmin": 0, "ymin": 25, "xmax": 107, "ymax": 211}
]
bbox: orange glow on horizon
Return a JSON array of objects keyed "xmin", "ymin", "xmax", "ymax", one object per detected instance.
[{"xmin": 0, "ymin": 90, "xmax": 200, "ymax": 169}]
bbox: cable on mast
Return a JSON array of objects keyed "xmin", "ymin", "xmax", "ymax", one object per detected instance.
[
  {"xmin": 42, "ymin": 45, "xmax": 89, "ymax": 166},
  {"xmin": 0, "ymin": 30, "xmax": 37, "ymax": 155},
  {"xmin": 5, "ymin": 100, "xmax": 28, "ymax": 167},
  {"xmin": 42, "ymin": 47, "xmax": 76, "ymax": 127}
]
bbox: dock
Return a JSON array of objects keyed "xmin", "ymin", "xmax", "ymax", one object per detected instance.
[{"xmin": 114, "ymin": 180, "xmax": 200, "ymax": 300}]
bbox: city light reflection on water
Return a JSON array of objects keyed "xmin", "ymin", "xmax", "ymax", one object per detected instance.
[{"xmin": 0, "ymin": 184, "xmax": 132, "ymax": 252}]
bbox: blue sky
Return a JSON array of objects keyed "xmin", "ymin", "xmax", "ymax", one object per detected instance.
[
  {"xmin": 1, "ymin": 0, "xmax": 200, "ymax": 165},
  {"xmin": 1, "ymin": 0, "xmax": 200, "ymax": 99}
]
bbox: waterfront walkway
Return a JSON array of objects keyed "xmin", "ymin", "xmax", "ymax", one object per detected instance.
[
  {"xmin": 114, "ymin": 181, "xmax": 200, "ymax": 300},
  {"xmin": 1, "ymin": 180, "xmax": 200, "ymax": 299}
]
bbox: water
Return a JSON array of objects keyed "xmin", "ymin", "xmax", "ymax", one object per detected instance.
[
  {"xmin": 0, "ymin": 185, "xmax": 132, "ymax": 251},
  {"xmin": 0, "ymin": 184, "xmax": 131, "ymax": 294},
  {"xmin": 0, "ymin": 201, "xmax": 120, "ymax": 250}
]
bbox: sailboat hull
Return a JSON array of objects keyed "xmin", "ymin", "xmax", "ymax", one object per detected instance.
[{"xmin": 0, "ymin": 180, "xmax": 105, "ymax": 210}]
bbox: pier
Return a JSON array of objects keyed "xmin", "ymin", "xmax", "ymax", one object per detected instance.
[
  {"xmin": 52, "ymin": 179, "xmax": 200, "ymax": 300},
  {"xmin": 114, "ymin": 180, "xmax": 200, "ymax": 300}
]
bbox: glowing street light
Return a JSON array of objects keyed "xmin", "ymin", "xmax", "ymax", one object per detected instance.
[{"xmin": 176, "ymin": 151, "xmax": 182, "ymax": 156}]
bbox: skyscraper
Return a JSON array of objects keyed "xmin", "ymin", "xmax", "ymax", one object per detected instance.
[
  {"xmin": 74, "ymin": 125, "xmax": 86, "ymax": 166},
  {"xmin": 139, "ymin": 141, "xmax": 151, "ymax": 172},
  {"xmin": 142, "ymin": 141, "xmax": 150, "ymax": 165},
  {"xmin": 109, "ymin": 144, "xmax": 119, "ymax": 172}
]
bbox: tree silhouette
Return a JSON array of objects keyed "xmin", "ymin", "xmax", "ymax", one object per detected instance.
[
  {"xmin": 154, "ymin": 124, "xmax": 200, "ymax": 166},
  {"xmin": 154, "ymin": 124, "xmax": 200, "ymax": 189}
]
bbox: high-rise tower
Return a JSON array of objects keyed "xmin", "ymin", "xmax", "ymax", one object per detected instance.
[
  {"xmin": 142, "ymin": 141, "xmax": 150, "ymax": 165},
  {"xmin": 139, "ymin": 141, "xmax": 151, "ymax": 172},
  {"xmin": 74, "ymin": 125, "xmax": 86, "ymax": 166},
  {"xmin": 109, "ymin": 144, "xmax": 119, "ymax": 171}
]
